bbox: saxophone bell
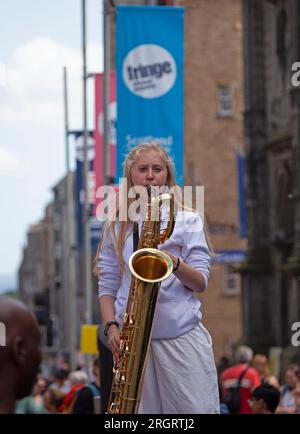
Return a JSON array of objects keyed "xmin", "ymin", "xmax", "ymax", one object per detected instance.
[{"xmin": 129, "ymin": 248, "xmax": 173, "ymax": 283}]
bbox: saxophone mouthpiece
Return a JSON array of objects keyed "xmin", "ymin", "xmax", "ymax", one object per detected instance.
[{"xmin": 146, "ymin": 185, "xmax": 159, "ymax": 200}]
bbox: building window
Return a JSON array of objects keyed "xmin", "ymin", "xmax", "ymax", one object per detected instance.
[
  {"xmin": 54, "ymin": 243, "xmax": 62, "ymax": 259},
  {"xmin": 217, "ymin": 85, "xmax": 233, "ymax": 117},
  {"xmin": 223, "ymin": 264, "xmax": 240, "ymax": 296},
  {"xmin": 53, "ymin": 209, "xmax": 60, "ymax": 225},
  {"xmin": 54, "ymin": 230, "xmax": 60, "ymax": 243},
  {"xmin": 54, "ymin": 259, "xmax": 60, "ymax": 277}
]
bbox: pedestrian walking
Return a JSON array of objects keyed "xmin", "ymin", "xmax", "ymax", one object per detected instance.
[{"xmin": 221, "ymin": 345, "xmax": 261, "ymax": 414}]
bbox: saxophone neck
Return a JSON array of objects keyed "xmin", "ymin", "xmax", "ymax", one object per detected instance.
[{"xmin": 144, "ymin": 186, "xmax": 175, "ymax": 245}]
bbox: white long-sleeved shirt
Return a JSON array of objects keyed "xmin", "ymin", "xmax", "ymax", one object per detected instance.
[{"xmin": 98, "ymin": 210, "xmax": 210, "ymax": 339}]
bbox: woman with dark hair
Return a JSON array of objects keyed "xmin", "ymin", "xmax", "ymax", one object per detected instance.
[{"xmin": 276, "ymin": 364, "xmax": 300, "ymax": 413}]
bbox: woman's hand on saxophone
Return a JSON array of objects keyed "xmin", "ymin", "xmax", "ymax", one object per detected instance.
[
  {"xmin": 107, "ymin": 325, "xmax": 121, "ymax": 365},
  {"xmin": 159, "ymin": 250, "xmax": 178, "ymax": 269},
  {"xmin": 160, "ymin": 249, "xmax": 207, "ymax": 293},
  {"xmin": 99, "ymin": 295, "xmax": 121, "ymax": 365}
]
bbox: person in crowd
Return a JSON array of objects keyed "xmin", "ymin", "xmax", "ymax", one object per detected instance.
[
  {"xmin": 49, "ymin": 368, "xmax": 70, "ymax": 394},
  {"xmin": 96, "ymin": 142, "xmax": 220, "ymax": 414},
  {"xmin": 216, "ymin": 355, "xmax": 232, "ymax": 414},
  {"xmin": 252, "ymin": 354, "xmax": 279, "ymax": 388},
  {"xmin": 276, "ymin": 364, "xmax": 300, "ymax": 414},
  {"xmin": 73, "ymin": 356, "xmax": 101, "ymax": 414},
  {"xmin": 43, "ymin": 388, "xmax": 66, "ymax": 414},
  {"xmin": 220, "ymin": 345, "xmax": 261, "ymax": 414},
  {"xmin": 217, "ymin": 355, "xmax": 231, "ymax": 377},
  {"xmin": 293, "ymin": 384, "xmax": 300, "ymax": 414},
  {"xmin": 0, "ymin": 296, "xmax": 42, "ymax": 414},
  {"xmin": 60, "ymin": 370, "xmax": 88, "ymax": 414},
  {"xmin": 15, "ymin": 375, "xmax": 48, "ymax": 414},
  {"xmin": 248, "ymin": 383, "xmax": 280, "ymax": 414}
]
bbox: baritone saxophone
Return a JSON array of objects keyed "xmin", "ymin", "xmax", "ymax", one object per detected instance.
[{"xmin": 107, "ymin": 187, "xmax": 175, "ymax": 414}]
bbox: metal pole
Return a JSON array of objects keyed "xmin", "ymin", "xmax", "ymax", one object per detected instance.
[
  {"xmin": 63, "ymin": 66, "xmax": 77, "ymax": 370},
  {"xmin": 82, "ymin": 0, "xmax": 92, "ymax": 325},
  {"xmin": 103, "ymin": 0, "xmax": 110, "ymax": 184}
]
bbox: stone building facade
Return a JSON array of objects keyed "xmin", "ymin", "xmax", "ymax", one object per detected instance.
[
  {"xmin": 241, "ymin": 0, "xmax": 300, "ymax": 365},
  {"xmin": 175, "ymin": 0, "xmax": 245, "ymax": 360},
  {"xmin": 18, "ymin": 174, "xmax": 84, "ymax": 364},
  {"xmin": 18, "ymin": 214, "xmax": 53, "ymax": 348}
]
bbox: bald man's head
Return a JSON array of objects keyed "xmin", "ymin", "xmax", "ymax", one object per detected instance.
[{"xmin": 0, "ymin": 296, "xmax": 42, "ymax": 402}]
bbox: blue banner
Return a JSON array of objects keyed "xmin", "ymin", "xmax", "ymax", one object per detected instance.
[
  {"xmin": 116, "ymin": 5, "xmax": 184, "ymax": 184},
  {"xmin": 73, "ymin": 131, "xmax": 101, "ymax": 251},
  {"xmin": 212, "ymin": 250, "xmax": 246, "ymax": 264}
]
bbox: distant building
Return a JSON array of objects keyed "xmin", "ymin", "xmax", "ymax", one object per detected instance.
[
  {"xmin": 50, "ymin": 173, "xmax": 81, "ymax": 357},
  {"xmin": 18, "ymin": 220, "xmax": 52, "ymax": 347},
  {"xmin": 19, "ymin": 173, "xmax": 83, "ymax": 364}
]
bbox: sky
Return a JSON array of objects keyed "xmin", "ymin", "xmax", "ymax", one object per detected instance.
[{"xmin": 0, "ymin": 0, "xmax": 104, "ymax": 290}]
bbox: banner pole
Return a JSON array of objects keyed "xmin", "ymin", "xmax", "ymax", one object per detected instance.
[
  {"xmin": 103, "ymin": 0, "xmax": 111, "ymax": 185},
  {"xmin": 63, "ymin": 66, "xmax": 77, "ymax": 370},
  {"xmin": 82, "ymin": 0, "xmax": 92, "ymax": 326}
]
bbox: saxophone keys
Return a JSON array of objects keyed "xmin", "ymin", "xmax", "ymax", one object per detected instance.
[
  {"xmin": 109, "ymin": 403, "xmax": 120, "ymax": 413},
  {"xmin": 124, "ymin": 313, "xmax": 135, "ymax": 325},
  {"xmin": 120, "ymin": 338, "xmax": 130, "ymax": 353}
]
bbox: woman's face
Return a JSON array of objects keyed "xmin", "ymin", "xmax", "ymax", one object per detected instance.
[
  {"xmin": 253, "ymin": 358, "xmax": 267, "ymax": 375},
  {"xmin": 130, "ymin": 150, "xmax": 168, "ymax": 187},
  {"xmin": 285, "ymin": 369, "xmax": 298, "ymax": 389}
]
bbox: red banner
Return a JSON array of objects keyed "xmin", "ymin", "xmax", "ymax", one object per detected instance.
[{"xmin": 94, "ymin": 71, "xmax": 116, "ymax": 214}]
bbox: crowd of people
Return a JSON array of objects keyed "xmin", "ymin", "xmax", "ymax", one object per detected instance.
[
  {"xmin": 218, "ymin": 345, "xmax": 300, "ymax": 414},
  {"xmin": 1, "ymin": 294, "xmax": 300, "ymax": 415},
  {"xmin": 6, "ymin": 342, "xmax": 300, "ymax": 415},
  {"xmin": 14, "ymin": 359, "xmax": 101, "ymax": 415}
]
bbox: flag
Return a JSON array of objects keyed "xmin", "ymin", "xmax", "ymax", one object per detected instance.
[{"xmin": 116, "ymin": 5, "xmax": 184, "ymax": 184}]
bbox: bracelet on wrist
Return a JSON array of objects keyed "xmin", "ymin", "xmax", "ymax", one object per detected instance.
[
  {"xmin": 173, "ymin": 257, "xmax": 180, "ymax": 272},
  {"xmin": 104, "ymin": 320, "xmax": 119, "ymax": 337}
]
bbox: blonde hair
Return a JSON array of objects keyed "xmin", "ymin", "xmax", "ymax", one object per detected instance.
[
  {"xmin": 94, "ymin": 141, "xmax": 212, "ymax": 274},
  {"xmin": 94, "ymin": 142, "xmax": 176, "ymax": 273}
]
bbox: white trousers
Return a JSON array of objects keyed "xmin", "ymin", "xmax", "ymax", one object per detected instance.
[{"xmin": 139, "ymin": 323, "xmax": 220, "ymax": 414}]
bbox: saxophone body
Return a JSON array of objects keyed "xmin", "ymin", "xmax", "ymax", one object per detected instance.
[{"xmin": 107, "ymin": 188, "xmax": 175, "ymax": 414}]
